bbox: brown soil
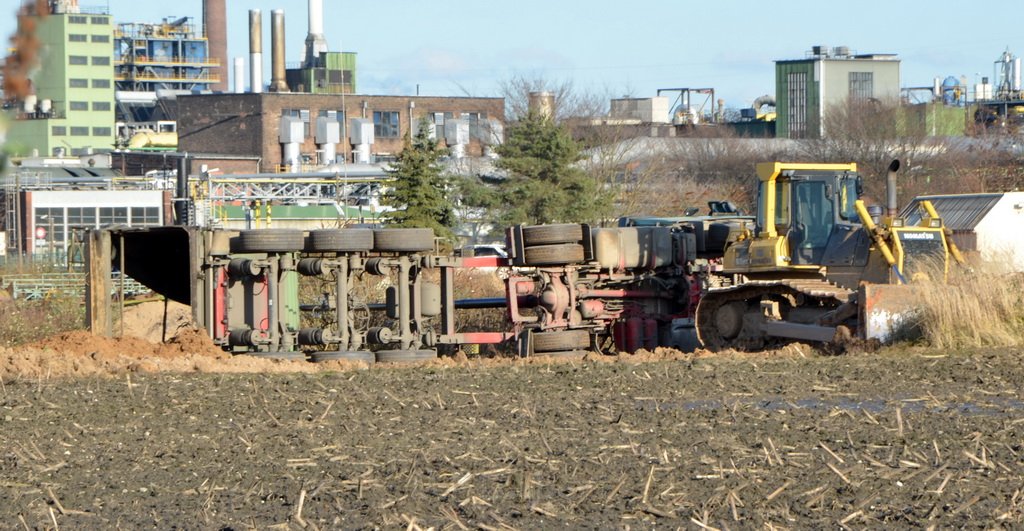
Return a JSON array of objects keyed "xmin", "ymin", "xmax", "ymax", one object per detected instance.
[{"xmin": 0, "ymin": 300, "xmax": 1022, "ymax": 528}]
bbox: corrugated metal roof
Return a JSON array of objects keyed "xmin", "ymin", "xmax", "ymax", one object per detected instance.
[{"xmin": 901, "ymin": 194, "xmax": 1002, "ymax": 231}]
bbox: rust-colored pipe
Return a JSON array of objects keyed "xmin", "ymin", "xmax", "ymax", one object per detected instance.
[
  {"xmin": 269, "ymin": 9, "xmax": 289, "ymax": 92},
  {"xmin": 202, "ymin": 0, "xmax": 228, "ymax": 92}
]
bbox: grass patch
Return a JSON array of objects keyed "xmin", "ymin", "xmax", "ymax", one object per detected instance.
[
  {"xmin": 912, "ymin": 261, "xmax": 1024, "ymax": 349},
  {"xmin": 0, "ymin": 260, "xmax": 86, "ymax": 347}
]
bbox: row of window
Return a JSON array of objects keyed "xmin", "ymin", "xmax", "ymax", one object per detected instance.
[
  {"xmin": 68, "ymin": 15, "xmax": 110, "ymax": 25},
  {"xmin": 282, "ymin": 109, "xmax": 488, "ymax": 140},
  {"xmin": 69, "ymin": 78, "xmax": 111, "ymax": 89},
  {"xmin": 68, "ymin": 34, "xmax": 110, "ymax": 43},
  {"xmin": 67, "ymin": 101, "xmax": 111, "ymax": 111},
  {"xmin": 69, "ymin": 56, "xmax": 110, "ymax": 66},
  {"xmin": 52, "ymin": 126, "xmax": 112, "ymax": 137},
  {"xmin": 34, "ymin": 206, "xmax": 160, "ymax": 245}
]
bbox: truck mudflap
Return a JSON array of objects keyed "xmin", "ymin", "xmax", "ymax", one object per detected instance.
[{"xmin": 858, "ymin": 283, "xmax": 923, "ymax": 343}]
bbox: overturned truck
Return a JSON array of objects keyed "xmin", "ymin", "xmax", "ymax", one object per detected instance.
[{"xmin": 86, "ymin": 161, "xmax": 960, "ymax": 361}]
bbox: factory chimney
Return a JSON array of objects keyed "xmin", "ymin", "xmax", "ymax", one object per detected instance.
[
  {"xmin": 202, "ymin": 0, "xmax": 228, "ymax": 92},
  {"xmin": 304, "ymin": 0, "xmax": 329, "ymax": 67},
  {"xmin": 248, "ymin": 9, "xmax": 263, "ymax": 93},
  {"xmin": 233, "ymin": 57, "xmax": 245, "ymax": 93},
  {"xmin": 269, "ymin": 9, "xmax": 289, "ymax": 92}
]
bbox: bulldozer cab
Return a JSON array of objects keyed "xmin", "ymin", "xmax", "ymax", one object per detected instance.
[{"xmin": 747, "ymin": 162, "xmax": 863, "ymax": 268}]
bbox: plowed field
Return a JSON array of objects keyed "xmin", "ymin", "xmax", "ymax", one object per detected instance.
[{"xmin": 2, "ymin": 338, "xmax": 1023, "ymax": 529}]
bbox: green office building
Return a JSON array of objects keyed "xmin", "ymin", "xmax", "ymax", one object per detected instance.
[
  {"xmin": 775, "ymin": 46, "xmax": 900, "ymax": 139},
  {"xmin": 6, "ymin": 5, "xmax": 116, "ymax": 156}
]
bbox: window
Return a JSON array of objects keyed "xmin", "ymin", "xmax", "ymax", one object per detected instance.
[
  {"xmin": 92, "ymin": 101, "xmax": 111, "ymax": 111},
  {"xmin": 69, "ymin": 15, "xmax": 87, "ymax": 24},
  {"xmin": 93, "ymin": 127, "xmax": 111, "ymax": 136},
  {"xmin": 52, "ymin": 126, "xmax": 67, "ymax": 136},
  {"xmin": 69, "ymin": 34, "xmax": 87, "ymax": 42},
  {"xmin": 68, "ymin": 207, "xmax": 97, "ymax": 228},
  {"xmin": 131, "ymin": 207, "xmax": 161, "ymax": 226},
  {"xmin": 373, "ymin": 110, "xmax": 400, "ymax": 138},
  {"xmin": 69, "ymin": 101, "xmax": 88, "ymax": 111},
  {"xmin": 34, "ymin": 208, "xmax": 66, "ymax": 247},
  {"xmin": 69, "ymin": 56, "xmax": 88, "ymax": 65},
  {"xmin": 849, "ymin": 72, "xmax": 873, "ymax": 101},
  {"xmin": 91, "ymin": 35, "xmax": 110, "ymax": 43},
  {"xmin": 91, "ymin": 79, "xmax": 110, "ymax": 89},
  {"xmin": 91, "ymin": 16, "xmax": 109, "ymax": 25},
  {"xmin": 787, "ymin": 72, "xmax": 807, "ymax": 138},
  {"xmin": 99, "ymin": 207, "xmax": 128, "ymax": 225},
  {"xmin": 70, "ymin": 126, "xmax": 89, "ymax": 136},
  {"xmin": 69, "ymin": 78, "xmax": 88, "ymax": 88},
  {"xmin": 91, "ymin": 56, "xmax": 110, "ymax": 66}
]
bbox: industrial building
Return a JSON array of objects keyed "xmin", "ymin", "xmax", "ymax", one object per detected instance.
[
  {"xmin": 775, "ymin": 46, "xmax": 901, "ymax": 139},
  {"xmin": 1, "ymin": 155, "xmax": 172, "ymax": 261},
  {"xmin": 113, "ymin": 18, "xmax": 218, "ymax": 93},
  {"xmin": 903, "ymin": 192, "xmax": 1024, "ymax": 272},
  {"xmin": 176, "ymin": 92, "xmax": 505, "ymax": 172},
  {"xmin": 5, "ymin": 0, "xmax": 116, "ymax": 157}
]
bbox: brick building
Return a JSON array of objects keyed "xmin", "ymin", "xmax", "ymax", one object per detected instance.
[{"xmin": 176, "ymin": 93, "xmax": 504, "ymax": 172}]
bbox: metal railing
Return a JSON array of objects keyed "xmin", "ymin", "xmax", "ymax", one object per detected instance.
[{"xmin": 1, "ymin": 272, "xmax": 150, "ymax": 300}]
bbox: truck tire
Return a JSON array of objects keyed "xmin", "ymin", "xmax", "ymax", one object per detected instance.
[
  {"xmin": 233, "ymin": 229, "xmax": 306, "ymax": 253},
  {"xmin": 373, "ymin": 228, "xmax": 435, "ymax": 252},
  {"xmin": 532, "ymin": 329, "xmax": 591, "ymax": 352},
  {"xmin": 375, "ymin": 349, "xmax": 438, "ymax": 363},
  {"xmin": 309, "ymin": 229, "xmax": 374, "ymax": 252},
  {"xmin": 523, "ymin": 244, "xmax": 584, "ymax": 266},
  {"xmin": 522, "ymin": 224, "xmax": 584, "ymax": 245},
  {"xmin": 309, "ymin": 350, "xmax": 375, "ymax": 363}
]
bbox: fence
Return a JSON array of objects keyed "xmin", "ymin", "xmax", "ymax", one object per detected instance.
[{"xmin": 1, "ymin": 272, "xmax": 150, "ymax": 301}]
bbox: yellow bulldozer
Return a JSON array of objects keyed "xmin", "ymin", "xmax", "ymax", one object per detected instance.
[{"xmin": 695, "ymin": 160, "xmax": 965, "ymax": 350}]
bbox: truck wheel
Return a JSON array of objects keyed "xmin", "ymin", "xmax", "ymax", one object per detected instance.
[
  {"xmin": 309, "ymin": 350, "xmax": 375, "ymax": 363},
  {"xmin": 233, "ymin": 229, "xmax": 305, "ymax": 253},
  {"xmin": 373, "ymin": 228, "xmax": 435, "ymax": 252},
  {"xmin": 522, "ymin": 224, "xmax": 584, "ymax": 245},
  {"xmin": 536, "ymin": 350, "xmax": 587, "ymax": 359},
  {"xmin": 375, "ymin": 349, "xmax": 438, "ymax": 363},
  {"xmin": 309, "ymin": 229, "xmax": 374, "ymax": 252},
  {"xmin": 532, "ymin": 330, "xmax": 591, "ymax": 352},
  {"xmin": 523, "ymin": 244, "xmax": 584, "ymax": 266}
]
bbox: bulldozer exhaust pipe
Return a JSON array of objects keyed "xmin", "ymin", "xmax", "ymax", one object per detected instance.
[{"xmin": 886, "ymin": 159, "xmax": 901, "ymax": 217}]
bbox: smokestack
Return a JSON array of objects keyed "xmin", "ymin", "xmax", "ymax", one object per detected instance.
[
  {"xmin": 269, "ymin": 9, "xmax": 288, "ymax": 92},
  {"xmin": 202, "ymin": 0, "xmax": 228, "ymax": 92},
  {"xmin": 248, "ymin": 10, "xmax": 263, "ymax": 93},
  {"xmin": 233, "ymin": 57, "xmax": 245, "ymax": 93},
  {"xmin": 304, "ymin": 0, "xmax": 328, "ymax": 67},
  {"xmin": 886, "ymin": 159, "xmax": 901, "ymax": 218}
]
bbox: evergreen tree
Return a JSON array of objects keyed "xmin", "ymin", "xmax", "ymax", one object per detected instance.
[
  {"xmin": 383, "ymin": 120, "xmax": 455, "ymax": 242},
  {"xmin": 490, "ymin": 110, "xmax": 611, "ymax": 226}
]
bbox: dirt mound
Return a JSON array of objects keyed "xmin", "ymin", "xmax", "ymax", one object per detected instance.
[
  {"xmin": 0, "ymin": 299, "xmax": 829, "ymax": 381},
  {"xmin": 117, "ymin": 298, "xmax": 195, "ymax": 343}
]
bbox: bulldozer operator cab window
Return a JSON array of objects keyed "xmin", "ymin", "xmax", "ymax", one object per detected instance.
[{"xmin": 790, "ymin": 180, "xmax": 834, "ymax": 264}]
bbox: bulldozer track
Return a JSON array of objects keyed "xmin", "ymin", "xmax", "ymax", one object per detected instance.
[{"xmin": 696, "ymin": 278, "xmax": 854, "ymax": 350}]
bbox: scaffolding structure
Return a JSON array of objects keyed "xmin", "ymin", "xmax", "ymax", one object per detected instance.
[{"xmin": 114, "ymin": 18, "xmax": 219, "ymax": 92}]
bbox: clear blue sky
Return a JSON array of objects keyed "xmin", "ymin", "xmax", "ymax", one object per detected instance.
[{"xmin": 3, "ymin": 0, "xmax": 1022, "ymax": 109}]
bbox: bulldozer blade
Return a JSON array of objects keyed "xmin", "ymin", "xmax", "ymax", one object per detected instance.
[{"xmin": 858, "ymin": 284, "xmax": 924, "ymax": 344}]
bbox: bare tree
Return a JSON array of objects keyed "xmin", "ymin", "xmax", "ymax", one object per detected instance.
[{"xmin": 498, "ymin": 74, "xmax": 608, "ymax": 122}]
